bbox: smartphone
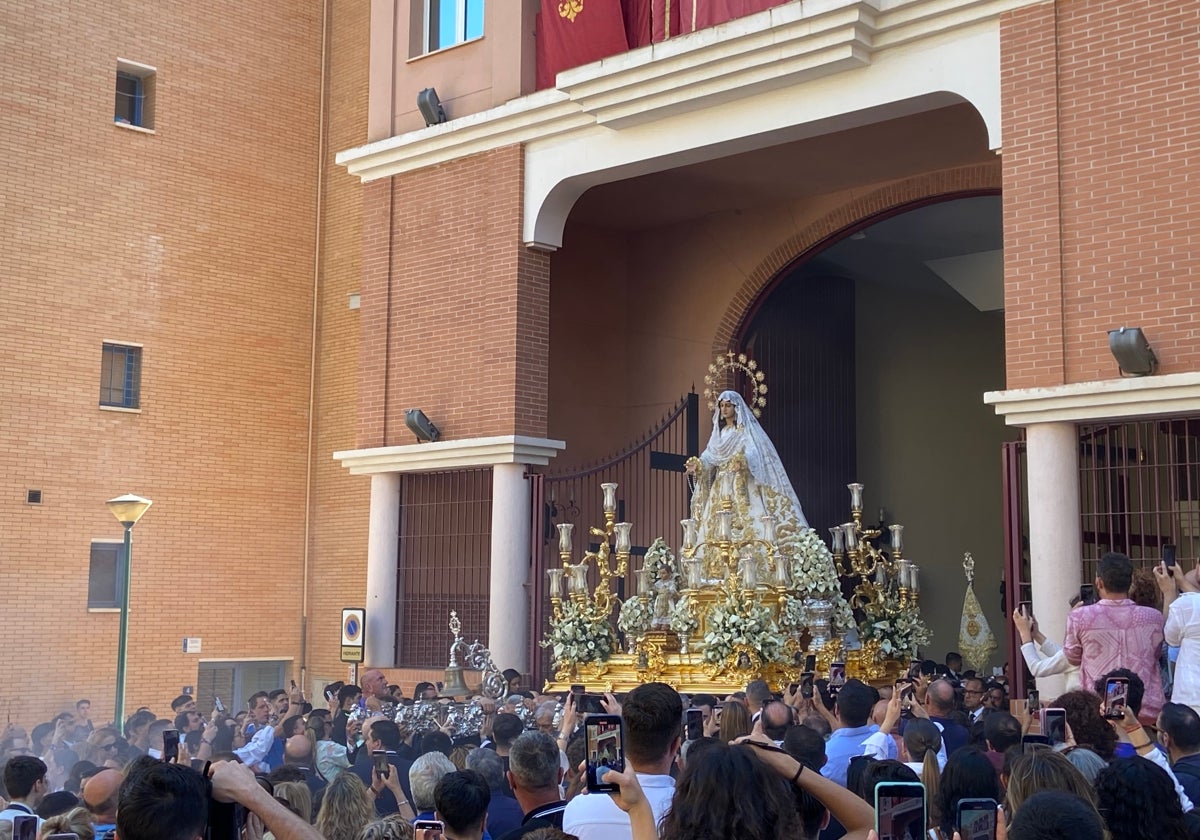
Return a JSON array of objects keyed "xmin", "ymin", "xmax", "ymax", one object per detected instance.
[
  {"xmin": 685, "ymin": 708, "xmax": 703, "ymax": 741},
  {"xmin": 162, "ymin": 729, "xmax": 180, "ymax": 763},
  {"xmin": 804, "ymin": 654, "xmax": 817, "ymax": 672},
  {"xmin": 800, "ymin": 672, "xmax": 815, "ymax": 699},
  {"xmin": 1104, "ymin": 678, "xmax": 1130, "ymax": 720},
  {"xmin": 1042, "ymin": 708, "xmax": 1066, "ymax": 743},
  {"xmin": 584, "ymin": 714, "xmax": 625, "ymax": 793},
  {"xmin": 874, "ymin": 781, "xmax": 926, "ymax": 840},
  {"xmin": 413, "ymin": 820, "xmax": 444, "ymax": 832},
  {"xmin": 570, "ymin": 683, "xmax": 585, "ymax": 704},
  {"xmin": 956, "ymin": 798, "xmax": 998, "ymax": 840},
  {"xmin": 373, "ymin": 749, "xmax": 391, "ymax": 779},
  {"xmin": 1022, "ymin": 734, "xmax": 1051, "ymax": 752},
  {"xmin": 1165, "ymin": 544, "xmax": 1178, "ymax": 568},
  {"xmin": 12, "ymin": 816, "xmax": 37, "ymax": 840},
  {"xmin": 1026, "ymin": 689, "xmax": 1040, "ymax": 713},
  {"xmin": 1080, "ymin": 584, "xmax": 1096, "ymax": 605},
  {"xmin": 1018, "ymin": 601, "xmax": 1032, "ymax": 617},
  {"xmin": 214, "ymin": 696, "xmax": 226, "ymax": 713},
  {"xmin": 829, "ymin": 662, "xmax": 846, "ymax": 686}
]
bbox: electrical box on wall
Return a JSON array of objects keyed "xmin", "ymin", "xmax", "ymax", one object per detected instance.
[{"xmin": 182, "ymin": 637, "xmax": 202, "ymax": 654}]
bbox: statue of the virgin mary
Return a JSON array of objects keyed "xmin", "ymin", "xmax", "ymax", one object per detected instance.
[{"xmin": 686, "ymin": 390, "xmax": 819, "ymax": 580}]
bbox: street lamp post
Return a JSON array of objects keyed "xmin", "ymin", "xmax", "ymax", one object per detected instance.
[{"xmin": 105, "ymin": 493, "xmax": 153, "ymax": 730}]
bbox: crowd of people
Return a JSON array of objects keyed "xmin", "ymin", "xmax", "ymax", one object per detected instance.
[{"xmin": 3, "ymin": 550, "xmax": 1198, "ymax": 840}]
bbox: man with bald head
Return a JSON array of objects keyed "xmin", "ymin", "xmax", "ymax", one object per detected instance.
[
  {"xmin": 360, "ymin": 669, "xmax": 395, "ymax": 711},
  {"xmin": 283, "ymin": 733, "xmax": 326, "ymax": 803},
  {"xmin": 760, "ymin": 700, "xmax": 793, "ymax": 745},
  {"xmin": 924, "ymin": 678, "xmax": 969, "ymax": 756},
  {"xmin": 82, "ymin": 767, "xmax": 123, "ymax": 835}
]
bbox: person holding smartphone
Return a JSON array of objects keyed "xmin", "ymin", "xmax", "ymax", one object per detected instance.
[
  {"xmin": 1156, "ymin": 555, "xmax": 1200, "ymax": 713},
  {"xmin": 1064, "ymin": 552, "xmax": 1165, "ymax": 724},
  {"xmin": 1012, "ymin": 602, "xmax": 1081, "ymax": 693},
  {"xmin": 0, "ymin": 756, "xmax": 47, "ymax": 830}
]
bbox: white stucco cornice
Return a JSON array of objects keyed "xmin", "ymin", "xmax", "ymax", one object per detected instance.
[
  {"xmin": 337, "ymin": 0, "xmax": 1038, "ymax": 188},
  {"xmin": 984, "ymin": 373, "xmax": 1200, "ymax": 426},
  {"xmin": 334, "ymin": 435, "xmax": 567, "ymax": 474}
]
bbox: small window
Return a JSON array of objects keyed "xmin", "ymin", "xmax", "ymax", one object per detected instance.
[
  {"xmin": 426, "ymin": 0, "xmax": 484, "ymax": 52},
  {"xmin": 100, "ymin": 343, "xmax": 142, "ymax": 408},
  {"xmin": 115, "ymin": 59, "xmax": 156, "ymax": 129},
  {"xmin": 88, "ymin": 541, "xmax": 126, "ymax": 608}
]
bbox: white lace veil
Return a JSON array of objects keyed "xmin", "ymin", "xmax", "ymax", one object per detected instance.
[{"xmin": 712, "ymin": 390, "xmax": 809, "ymax": 527}]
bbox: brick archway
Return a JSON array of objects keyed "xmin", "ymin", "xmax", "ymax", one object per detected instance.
[{"xmin": 710, "ymin": 161, "xmax": 1002, "ymax": 359}]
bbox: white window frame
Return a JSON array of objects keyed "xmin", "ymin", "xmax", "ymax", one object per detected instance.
[{"xmin": 423, "ymin": 0, "xmax": 483, "ymax": 54}]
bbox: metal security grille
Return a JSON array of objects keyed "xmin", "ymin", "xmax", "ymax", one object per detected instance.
[
  {"xmin": 396, "ymin": 468, "xmax": 492, "ymax": 667},
  {"xmin": 1079, "ymin": 418, "xmax": 1200, "ymax": 580},
  {"xmin": 532, "ymin": 394, "xmax": 699, "ymax": 686}
]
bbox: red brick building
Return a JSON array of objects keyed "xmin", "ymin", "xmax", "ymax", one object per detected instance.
[{"xmin": 4, "ymin": 0, "xmax": 1198, "ymax": 720}]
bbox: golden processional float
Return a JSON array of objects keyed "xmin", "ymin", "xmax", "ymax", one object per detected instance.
[{"xmin": 542, "ymin": 353, "xmax": 931, "ymax": 694}]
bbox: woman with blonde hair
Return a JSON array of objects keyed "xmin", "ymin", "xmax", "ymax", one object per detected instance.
[
  {"xmin": 79, "ymin": 727, "xmax": 122, "ymax": 768},
  {"xmin": 40, "ymin": 806, "xmax": 94, "ymax": 839},
  {"xmin": 717, "ymin": 701, "xmax": 751, "ymax": 744},
  {"xmin": 901, "ymin": 718, "xmax": 943, "ymax": 805},
  {"xmin": 315, "ymin": 771, "xmax": 375, "ymax": 840},
  {"xmin": 358, "ymin": 815, "xmax": 414, "ymax": 840},
  {"xmin": 1004, "ymin": 748, "xmax": 1102, "ymax": 824}
]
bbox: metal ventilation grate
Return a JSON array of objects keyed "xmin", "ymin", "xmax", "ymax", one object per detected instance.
[{"xmin": 26, "ymin": 489, "xmax": 42, "ymax": 505}]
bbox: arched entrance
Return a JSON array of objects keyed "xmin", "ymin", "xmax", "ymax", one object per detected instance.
[{"xmin": 731, "ymin": 192, "xmax": 1014, "ymax": 652}]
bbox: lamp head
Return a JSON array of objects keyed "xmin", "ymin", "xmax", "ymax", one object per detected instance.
[
  {"xmin": 405, "ymin": 408, "xmax": 441, "ymax": 443},
  {"xmin": 417, "ymin": 88, "xmax": 447, "ymax": 127},
  {"xmin": 105, "ymin": 493, "xmax": 153, "ymax": 526},
  {"xmin": 1108, "ymin": 327, "xmax": 1157, "ymax": 376}
]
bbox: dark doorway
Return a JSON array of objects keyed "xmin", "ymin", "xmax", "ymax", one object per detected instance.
[{"xmin": 742, "ymin": 274, "xmax": 857, "ymax": 534}]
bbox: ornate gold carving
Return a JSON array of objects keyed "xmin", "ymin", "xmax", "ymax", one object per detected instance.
[{"xmin": 557, "ymin": 0, "xmax": 583, "ymax": 22}]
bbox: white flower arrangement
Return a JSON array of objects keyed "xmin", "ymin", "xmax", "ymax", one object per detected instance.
[
  {"xmin": 642, "ymin": 537, "xmax": 678, "ymax": 579},
  {"xmin": 617, "ymin": 595, "xmax": 652, "ymax": 637},
  {"xmin": 860, "ymin": 594, "xmax": 931, "ymax": 657},
  {"xmin": 777, "ymin": 594, "xmax": 807, "ymax": 631},
  {"xmin": 541, "ymin": 600, "xmax": 616, "ymax": 667},
  {"xmin": 669, "ymin": 594, "xmax": 699, "ymax": 638},
  {"xmin": 784, "ymin": 527, "xmax": 854, "ymax": 631},
  {"xmin": 701, "ymin": 593, "xmax": 784, "ymax": 666}
]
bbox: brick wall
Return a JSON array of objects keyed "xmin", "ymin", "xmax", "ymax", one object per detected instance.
[
  {"xmin": 1002, "ymin": 0, "xmax": 1200, "ymax": 388},
  {"xmin": 357, "ymin": 146, "xmax": 550, "ymax": 448},
  {"xmin": 0, "ymin": 0, "xmax": 322, "ymax": 725}
]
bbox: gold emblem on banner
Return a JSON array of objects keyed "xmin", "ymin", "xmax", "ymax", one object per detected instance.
[{"xmin": 558, "ymin": 0, "xmax": 583, "ymax": 22}]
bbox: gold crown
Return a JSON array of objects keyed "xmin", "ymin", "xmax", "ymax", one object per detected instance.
[{"xmin": 703, "ymin": 351, "xmax": 768, "ymax": 418}]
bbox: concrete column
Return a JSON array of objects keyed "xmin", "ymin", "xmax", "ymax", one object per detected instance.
[
  {"xmin": 365, "ymin": 472, "xmax": 401, "ymax": 667},
  {"xmin": 1026, "ymin": 421, "xmax": 1081, "ymax": 699},
  {"xmin": 489, "ymin": 463, "xmax": 531, "ymax": 674}
]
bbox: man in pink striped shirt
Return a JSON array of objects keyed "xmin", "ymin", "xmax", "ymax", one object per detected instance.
[{"xmin": 1064, "ymin": 552, "xmax": 1165, "ymax": 723}]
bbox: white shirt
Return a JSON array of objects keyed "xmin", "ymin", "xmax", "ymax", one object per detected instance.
[
  {"xmin": 1020, "ymin": 639, "xmax": 1082, "ymax": 691},
  {"xmin": 562, "ymin": 772, "xmax": 675, "ymax": 840},
  {"xmin": 235, "ymin": 722, "xmax": 277, "ymax": 769},
  {"xmin": 1166, "ymin": 593, "xmax": 1200, "ymax": 714},
  {"xmin": 0, "ymin": 802, "xmax": 44, "ymax": 830}
]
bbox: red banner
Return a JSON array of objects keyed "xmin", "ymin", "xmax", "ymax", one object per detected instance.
[
  {"xmin": 624, "ymin": 0, "xmax": 653, "ymax": 48},
  {"xmin": 655, "ymin": 0, "xmax": 783, "ymax": 40},
  {"xmin": 537, "ymin": 1, "xmax": 630, "ymax": 90}
]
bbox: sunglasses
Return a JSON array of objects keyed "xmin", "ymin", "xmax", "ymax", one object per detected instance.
[{"xmin": 101, "ymin": 742, "xmax": 119, "ymax": 751}]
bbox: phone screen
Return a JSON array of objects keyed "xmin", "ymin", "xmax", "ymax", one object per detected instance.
[
  {"xmin": 1018, "ymin": 601, "xmax": 1032, "ymax": 617},
  {"xmin": 13, "ymin": 816, "xmax": 37, "ymax": 840},
  {"xmin": 162, "ymin": 729, "xmax": 179, "ymax": 763},
  {"xmin": 571, "ymin": 684, "xmax": 585, "ymax": 701},
  {"xmin": 373, "ymin": 749, "xmax": 391, "ymax": 779},
  {"xmin": 1165, "ymin": 544, "xmax": 1178, "ymax": 568},
  {"xmin": 804, "ymin": 654, "xmax": 817, "ymax": 672},
  {"xmin": 1043, "ymin": 708, "xmax": 1066, "ymax": 743},
  {"xmin": 214, "ymin": 696, "xmax": 225, "ymax": 713},
  {"xmin": 874, "ymin": 781, "xmax": 925, "ymax": 840},
  {"xmin": 956, "ymin": 798, "xmax": 998, "ymax": 840},
  {"xmin": 800, "ymin": 672, "xmax": 814, "ymax": 699},
  {"xmin": 829, "ymin": 662, "xmax": 846, "ymax": 686},
  {"xmin": 413, "ymin": 820, "xmax": 444, "ymax": 831},
  {"xmin": 585, "ymin": 714, "xmax": 625, "ymax": 793},
  {"xmin": 1022, "ymin": 734, "xmax": 1051, "ymax": 752},
  {"xmin": 685, "ymin": 708, "xmax": 703, "ymax": 741},
  {"xmin": 1080, "ymin": 584, "xmax": 1096, "ymax": 605},
  {"xmin": 1104, "ymin": 679, "xmax": 1129, "ymax": 720},
  {"xmin": 1027, "ymin": 690, "xmax": 1040, "ymax": 713}
]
